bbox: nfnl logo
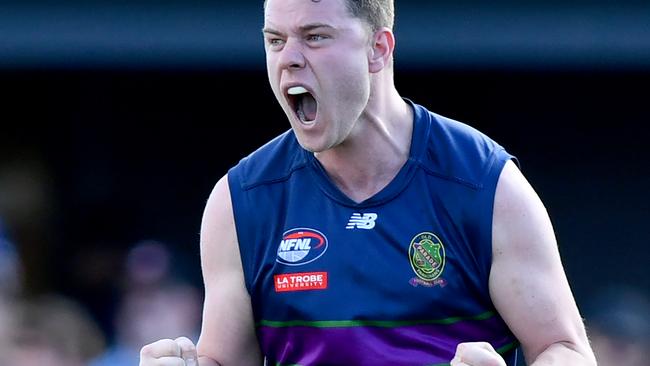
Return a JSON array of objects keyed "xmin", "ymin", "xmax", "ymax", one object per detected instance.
[
  {"xmin": 346, "ymin": 213, "xmax": 378, "ymax": 229},
  {"xmin": 276, "ymin": 228, "xmax": 328, "ymax": 266}
]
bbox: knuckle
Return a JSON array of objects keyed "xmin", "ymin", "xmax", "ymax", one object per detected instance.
[
  {"xmin": 455, "ymin": 342, "xmax": 465, "ymax": 352},
  {"xmin": 174, "ymin": 336, "xmax": 195, "ymax": 346},
  {"xmin": 140, "ymin": 338, "xmax": 180, "ymax": 358},
  {"xmin": 174, "ymin": 336, "xmax": 197, "ymax": 354},
  {"xmin": 489, "ymin": 358, "xmax": 505, "ymax": 366},
  {"xmin": 140, "ymin": 343, "xmax": 154, "ymax": 357}
]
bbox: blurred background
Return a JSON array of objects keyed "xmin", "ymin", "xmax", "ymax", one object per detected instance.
[{"xmin": 0, "ymin": 1, "xmax": 648, "ymax": 365}]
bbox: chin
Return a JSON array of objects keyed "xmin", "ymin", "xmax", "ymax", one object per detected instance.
[
  {"xmin": 293, "ymin": 133, "xmax": 330, "ymax": 153},
  {"xmin": 294, "ymin": 138, "xmax": 321, "ymax": 153}
]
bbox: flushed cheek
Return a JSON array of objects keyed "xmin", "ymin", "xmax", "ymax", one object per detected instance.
[
  {"xmin": 326, "ymin": 58, "xmax": 368, "ymax": 97},
  {"xmin": 323, "ymin": 81, "xmax": 367, "ymax": 117}
]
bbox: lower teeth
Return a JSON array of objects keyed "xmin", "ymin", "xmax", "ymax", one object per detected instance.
[{"xmin": 297, "ymin": 109, "xmax": 306, "ymax": 122}]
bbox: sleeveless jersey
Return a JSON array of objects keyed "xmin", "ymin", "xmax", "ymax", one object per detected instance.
[{"xmin": 228, "ymin": 102, "xmax": 519, "ymax": 365}]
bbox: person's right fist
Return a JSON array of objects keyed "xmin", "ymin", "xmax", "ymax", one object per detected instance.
[{"xmin": 139, "ymin": 336, "xmax": 198, "ymax": 366}]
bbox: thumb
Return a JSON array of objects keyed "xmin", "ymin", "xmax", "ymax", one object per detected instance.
[{"xmin": 174, "ymin": 336, "xmax": 198, "ymax": 366}]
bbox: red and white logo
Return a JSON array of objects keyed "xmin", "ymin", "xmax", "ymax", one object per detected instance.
[
  {"xmin": 276, "ymin": 228, "xmax": 328, "ymax": 266},
  {"xmin": 274, "ymin": 271, "xmax": 328, "ymax": 292}
]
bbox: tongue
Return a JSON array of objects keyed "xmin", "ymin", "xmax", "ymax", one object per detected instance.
[{"xmin": 299, "ymin": 93, "xmax": 317, "ymax": 121}]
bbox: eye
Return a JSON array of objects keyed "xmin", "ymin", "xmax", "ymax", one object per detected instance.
[
  {"xmin": 267, "ymin": 38, "xmax": 285, "ymax": 47},
  {"xmin": 307, "ymin": 34, "xmax": 327, "ymax": 42}
]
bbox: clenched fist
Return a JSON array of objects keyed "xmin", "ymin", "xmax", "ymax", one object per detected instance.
[
  {"xmin": 140, "ymin": 337, "xmax": 198, "ymax": 366},
  {"xmin": 450, "ymin": 342, "xmax": 507, "ymax": 366}
]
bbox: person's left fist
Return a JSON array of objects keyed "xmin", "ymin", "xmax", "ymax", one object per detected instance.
[{"xmin": 450, "ymin": 342, "xmax": 507, "ymax": 366}]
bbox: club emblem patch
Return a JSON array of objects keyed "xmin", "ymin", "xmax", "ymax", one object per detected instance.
[{"xmin": 409, "ymin": 232, "xmax": 445, "ymax": 281}]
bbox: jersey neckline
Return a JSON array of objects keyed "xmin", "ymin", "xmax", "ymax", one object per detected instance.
[{"xmin": 303, "ymin": 99, "xmax": 430, "ymax": 208}]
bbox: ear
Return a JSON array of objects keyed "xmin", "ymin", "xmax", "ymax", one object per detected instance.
[{"xmin": 368, "ymin": 28, "xmax": 395, "ymax": 73}]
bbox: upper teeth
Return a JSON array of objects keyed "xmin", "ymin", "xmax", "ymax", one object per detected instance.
[{"xmin": 288, "ymin": 86, "xmax": 308, "ymax": 95}]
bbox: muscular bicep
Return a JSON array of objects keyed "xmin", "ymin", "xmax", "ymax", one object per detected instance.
[
  {"xmin": 489, "ymin": 161, "xmax": 592, "ymax": 364},
  {"xmin": 196, "ymin": 175, "xmax": 262, "ymax": 366}
]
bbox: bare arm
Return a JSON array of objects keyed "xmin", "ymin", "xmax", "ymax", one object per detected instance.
[
  {"xmin": 489, "ymin": 160, "xmax": 595, "ymax": 365},
  {"xmin": 196, "ymin": 175, "xmax": 263, "ymax": 366},
  {"xmin": 139, "ymin": 175, "xmax": 261, "ymax": 366}
]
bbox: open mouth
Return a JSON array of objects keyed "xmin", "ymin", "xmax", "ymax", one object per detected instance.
[{"xmin": 287, "ymin": 86, "xmax": 318, "ymax": 125}]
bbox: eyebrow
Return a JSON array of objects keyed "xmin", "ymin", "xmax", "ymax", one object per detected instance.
[{"xmin": 262, "ymin": 23, "xmax": 336, "ymax": 36}]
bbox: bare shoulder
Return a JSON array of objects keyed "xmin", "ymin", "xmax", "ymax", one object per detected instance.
[
  {"xmin": 489, "ymin": 160, "xmax": 595, "ymax": 364},
  {"xmin": 492, "ymin": 160, "xmax": 555, "ymax": 253},
  {"xmin": 196, "ymin": 174, "xmax": 262, "ymax": 366},
  {"xmin": 200, "ymin": 175, "xmax": 237, "ymax": 268}
]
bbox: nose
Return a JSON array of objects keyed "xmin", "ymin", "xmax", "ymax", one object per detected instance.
[{"xmin": 277, "ymin": 39, "xmax": 306, "ymax": 70}]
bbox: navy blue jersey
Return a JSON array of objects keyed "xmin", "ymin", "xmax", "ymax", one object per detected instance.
[{"xmin": 228, "ymin": 101, "xmax": 518, "ymax": 365}]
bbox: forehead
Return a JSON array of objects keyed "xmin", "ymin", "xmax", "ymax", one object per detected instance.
[{"xmin": 264, "ymin": 0, "xmax": 356, "ymax": 29}]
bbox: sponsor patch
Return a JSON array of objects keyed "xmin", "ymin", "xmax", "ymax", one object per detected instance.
[
  {"xmin": 276, "ymin": 228, "xmax": 328, "ymax": 266},
  {"xmin": 274, "ymin": 272, "xmax": 328, "ymax": 292},
  {"xmin": 408, "ymin": 232, "xmax": 446, "ymax": 282}
]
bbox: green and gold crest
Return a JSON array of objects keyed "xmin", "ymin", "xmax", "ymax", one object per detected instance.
[{"xmin": 409, "ymin": 232, "xmax": 445, "ymax": 281}]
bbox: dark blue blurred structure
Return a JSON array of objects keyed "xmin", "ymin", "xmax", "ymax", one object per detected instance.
[
  {"xmin": 1, "ymin": 1, "xmax": 650, "ymax": 70},
  {"xmin": 0, "ymin": 1, "xmax": 648, "ymax": 364}
]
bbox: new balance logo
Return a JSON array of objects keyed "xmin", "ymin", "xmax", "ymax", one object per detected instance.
[{"xmin": 346, "ymin": 213, "xmax": 378, "ymax": 230}]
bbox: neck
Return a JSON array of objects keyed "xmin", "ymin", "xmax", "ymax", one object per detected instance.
[{"xmin": 314, "ymin": 83, "xmax": 414, "ymax": 203}]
